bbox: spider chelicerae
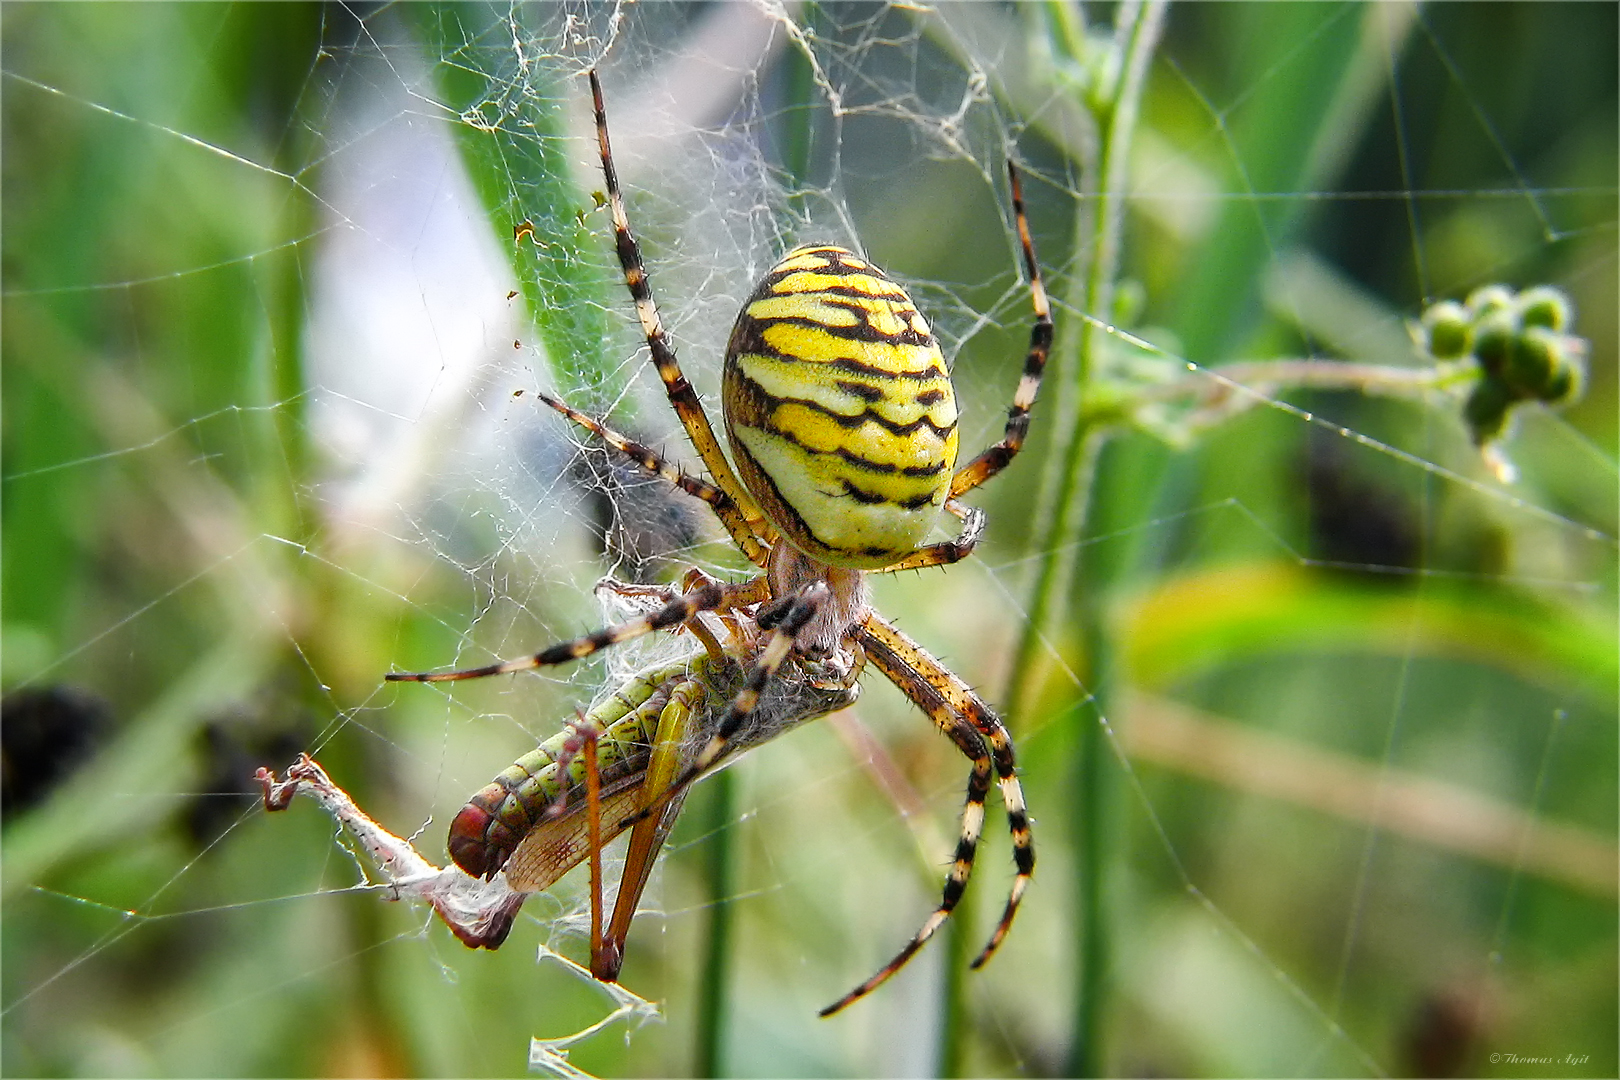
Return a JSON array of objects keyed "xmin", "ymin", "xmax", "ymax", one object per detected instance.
[{"xmin": 386, "ymin": 68, "xmax": 1052, "ymax": 1017}]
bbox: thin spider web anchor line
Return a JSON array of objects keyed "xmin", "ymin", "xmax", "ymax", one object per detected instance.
[
  {"xmin": 0, "ymin": 397, "xmax": 315, "ymax": 481},
  {"xmin": 982, "ymin": 496, "xmax": 1603, "ymax": 594}
]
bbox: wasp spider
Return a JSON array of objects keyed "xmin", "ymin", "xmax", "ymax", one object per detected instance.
[{"xmin": 389, "ymin": 69, "xmax": 1052, "ymax": 1017}]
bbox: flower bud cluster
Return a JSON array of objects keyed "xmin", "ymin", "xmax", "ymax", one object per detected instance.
[{"xmin": 1418, "ymin": 285, "xmax": 1587, "ymax": 446}]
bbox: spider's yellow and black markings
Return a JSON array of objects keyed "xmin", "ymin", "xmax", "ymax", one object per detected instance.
[
  {"xmin": 388, "ymin": 68, "xmax": 1052, "ymax": 1017},
  {"xmin": 723, "ymin": 245, "xmax": 959, "ymax": 568}
]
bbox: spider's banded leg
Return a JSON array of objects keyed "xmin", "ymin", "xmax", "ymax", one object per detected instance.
[
  {"xmin": 595, "ymin": 571, "xmax": 767, "ymax": 613},
  {"xmin": 593, "ymin": 570, "xmax": 767, "ymax": 664},
  {"xmin": 821, "ymin": 628, "xmax": 996, "ymax": 1016},
  {"xmin": 596, "ymin": 676, "xmax": 703, "ymax": 981},
  {"xmin": 616, "ymin": 582, "xmax": 831, "ymax": 831},
  {"xmin": 682, "ymin": 568, "xmax": 770, "ymax": 662},
  {"xmin": 683, "ymin": 566, "xmax": 770, "ymax": 607},
  {"xmin": 858, "ymin": 613, "xmax": 1033, "ymax": 967},
  {"xmin": 588, "ymin": 70, "xmax": 771, "ymax": 542},
  {"xmin": 385, "ymin": 579, "xmax": 732, "ymax": 682},
  {"xmin": 949, "ymin": 161, "xmax": 1054, "ymax": 499},
  {"xmin": 534, "ymin": 390, "xmax": 769, "ymax": 568},
  {"xmin": 876, "ymin": 500, "xmax": 986, "ymax": 574}
]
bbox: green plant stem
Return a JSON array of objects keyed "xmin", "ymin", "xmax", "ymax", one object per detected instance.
[
  {"xmin": 1001, "ymin": 5, "xmax": 1165, "ymax": 1076},
  {"xmin": 1065, "ymin": 425, "xmax": 1175, "ymax": 1076},
  {"xmin": 1071, "ymin": 574, "xmax": 1116, "ymax": 1080},
  {"xmin": 1154, "ymin": 358, "xmax": 1453, "ymax": 401},
  {"xmin": 1010, "ymin": 1, "xmax": 1167, "ymax": 722},
  {"xmin": 695, "ymin": 767, "xmax": 736, "ymax": 1078}
]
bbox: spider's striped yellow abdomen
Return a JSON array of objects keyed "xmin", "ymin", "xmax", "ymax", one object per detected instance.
[{"xmin": 722, "ymin": 245, "xmax": 958, "ymax": 569}]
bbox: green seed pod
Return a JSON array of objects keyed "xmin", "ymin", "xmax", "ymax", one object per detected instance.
[
  {"xmin": 1465, "ymin": 284, "xmax": 1516, "ymax": 321},
  {"xmin": 1420, "ymin": 299, "xmax": 1472, "ymax": 359},
  {"xmin": 1543, "ymin": 346, "xmax": 1587, "ymax": 405},
  {"xmin": 1463, "ymin": 377, "xmax": 1513, "ymax": 446},
  {"xmin": 1543, "ymin": 364, "xmax": 1572, "ymax": 405},
  {"xmin": 1516, "ymin": 285, "xmax": 1572, "ymax": 333},
  {"xmin": 1506, "ymin": 325, "xmax": 1559, "ymax": 398},
  {"xmin": 1470, "ymin": 311, "xmax": 1516, "ymax": 379}
]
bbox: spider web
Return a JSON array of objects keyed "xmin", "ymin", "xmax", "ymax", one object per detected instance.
[{"xmin": 3, "ymin": 3, "xmax": 1616, "ymax": 1077}]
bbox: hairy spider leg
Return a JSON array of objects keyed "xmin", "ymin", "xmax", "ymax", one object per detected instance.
[
  {"xmin": 530, "ymin": 389, "xmax": 764, "ymax": 564},
  {"xmin": 865, "ymin": 613, "xmax": 1033, "ymax": 965},
  {"xmin": 384, "ymin": 578, "xmax": 737, "ymax": 682},
  {"xmin": 819, "ymin": 622, "xmax": 998, "ymax": 1017},
  {"xmin": 814, "ymin": 613, "xmax": 1034, "ymax": 1015},
  {"xmin": 948, "ymin": 161, "xmax": 1054, "ymax": 499},
  {"xmin": 832, "ymin": 161, "xmax": 1047, "ymax": 577},
  {"xmin": 875, "ymin": 498, "xmax": 986, "ymax": 574},
  {"xmin": 589, "ymin": 69, "xmax": 774, "ymax": 563}
]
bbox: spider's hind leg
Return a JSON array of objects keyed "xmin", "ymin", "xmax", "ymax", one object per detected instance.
[
  {"xmin": 818, "ymin": 613, "xmax": 1034, "ymax": 1016},
  {"xmin": 819, "ymin": 673, "xmax": 994, "ymax": 1017},
  {"xmin": 876, "ymin": 500, "xmax": 985, "ymax": 574}
]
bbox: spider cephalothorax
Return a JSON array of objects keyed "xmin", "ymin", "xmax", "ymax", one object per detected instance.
[{"xmin": 388, "ymin": 68, "xmax": 1051, "ymax": 1016}]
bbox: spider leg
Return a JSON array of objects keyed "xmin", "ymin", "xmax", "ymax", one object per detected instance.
[
  {"xmin": 820, "ymin": 628, "xmax": 995, "ymax": 1016},
  {"xmin": 949, "ymin": 161, "xmax": 1054, "ymax": 499},
  {"xmin": 596, "ymin": 570, "xmax": 769, "ymax": 664},
  {"xmin": 588, "ymin": 70, "xmax": 771, "ymax": 541},
  {"xmin": 533, "ymin": 390, "xmax": 770, "ymax": 567},
  {"xmin": 875, "ymin": 500, "xmax": 985, "ymax": 574},
  {"xmin": 819, "ymin": 613, "xmax": 1034, "ymax": 1014},
  {"xmin": 615, "ymin": 581, "xmax": 830, "ymax": 831},
  {"xmin": 385, "ymin": 577, "xmax": 739, "ymax": 682}
]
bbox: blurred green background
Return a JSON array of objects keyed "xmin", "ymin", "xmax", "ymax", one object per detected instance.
[{"xmin": 3, "ymin": 3, "xmax": 1614, "ymax": 1077}]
